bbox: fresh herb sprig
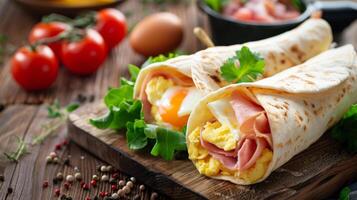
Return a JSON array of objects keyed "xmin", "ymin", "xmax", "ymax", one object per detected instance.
[
  {"xmin": 220, "ymin": 46, "xmax": 265, "ymax": 83},
  {"xmin": 330, "ymin": 104, "xmax": 357, "ymax": 153},
  {"xmin": 32, "ymin": 100, "xmax": 80, "ymax": 145},
  {"xmin": 339, "ymin": 186, "xmax": 351, "ymax": 200},
  {"xmin": 204, "ymin": 0, "xmax": 228, "ymax": 12},
  {"xmin": 90, "ymin": 53, "xmax": 186, "ymax": 160},
  {"xmin": 3, "ymin": 136, "xmax": 28, "ymax": 162},
  {"xmin": 291, "ymin": 0, "xmax": 306, "ymax": 12}
]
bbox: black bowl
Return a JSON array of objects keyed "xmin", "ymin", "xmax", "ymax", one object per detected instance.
[{"xmin": 197, "ymin": 0, "xmax": 357, "ymax": 45}]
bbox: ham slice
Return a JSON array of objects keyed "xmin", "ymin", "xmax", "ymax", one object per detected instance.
[
  {"xmin": 138, "ymin": 69, "xmax": 193, "ymax": 122},
  {"xmin": 200, "ymin": 91, "xmax": 272, "ymax": 171}
]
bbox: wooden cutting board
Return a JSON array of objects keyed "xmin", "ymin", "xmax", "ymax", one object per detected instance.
[{"xmin": 68, "ymin": 102, "xmax": 357, "ymax": 200}]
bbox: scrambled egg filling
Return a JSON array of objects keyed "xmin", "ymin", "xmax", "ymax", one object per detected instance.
[
  {"xmin": 188, "ymin": 122, "xmax": 273, "ymax": 183},
  {"xmin": 201, "ymin": 121, "xmax": 236, "ymax": 151},
  {"xmin": 145, "ymin": 76, "xmax": 174, "ymax": 123}
]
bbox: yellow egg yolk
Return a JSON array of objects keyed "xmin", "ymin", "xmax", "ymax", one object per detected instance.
[
  {"xmin": 145, "ymin": 76, "xmax": 189, "ymax": 129},
  {"xmin": 201, "ymin": 121, "xmax": 237, "ymax": 151},
  {"xmin": 188, "ymin": 122, "xmax": 273, "ymax": 183}
]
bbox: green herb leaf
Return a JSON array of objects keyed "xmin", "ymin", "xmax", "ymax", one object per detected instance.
[
  {"xmin": 47, "ymin": 99, "xmax": 62, "ymax": 118},
  {"xmin": 126, "ymin": 120, "xmax": 148, "ymax": 150},
  {"xmin": 142, "ymin": 52, "xmax": 182, "ymax": 67},
  {"xmin": 109, "ymin": 100, "xmax": 143, "ymax": 130},
  {"xmin": 104, "ymin": 86, "xmax": 134, "ymax": 107},
  {"xmin": 65, "ymin": 103, "xmax": 80, "ymax": 113},
  {"xmin": 128, "ymin": 64, "xmax": 140, "ymax": 82},
  {"xmin": 89, "ymin": 108, "xmax": 114, "ymax": 129},
  {"xmin": 220, "ymin": 46, "xmax": 265, "ymax": 83},
  {"xmin": 150, "ymin": 127, "xmax": 187, "ymax": 160},
  {"xmin": 331, "ymin": 104, "xmax": 357, "ymax": 153},
  {"xmin": 291, "ymin": 0, "xmax": 306, "ymax": 12},
  {"xmin": 339, "ymin": 186, "xmax": 351, "ymax": 200},
  {"xmin": 204, "ymin": 0, "xmax": 228, "ymax": 12}
]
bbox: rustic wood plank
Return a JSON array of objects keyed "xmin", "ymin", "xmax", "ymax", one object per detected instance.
[
  {"xmin": 68, "ymin": 102, "xmax": 357, "ymax": 200},
  {"xmin": 0, "ymin": 105, "xmax": 39, "ymax": 199}
]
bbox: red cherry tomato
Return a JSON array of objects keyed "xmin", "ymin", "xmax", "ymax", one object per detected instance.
[
  {"xmin": 11, "ymin": 45, "xmax": 59, "ymax": 91},
  {"xmin": 61, "ymin": 29, "xmax": 107, "ymax": 75},
  {"xmin": 28, "ymin": 22, "xmax": 70, "ymax": 58},
  {"xmin": 95, "ymin": 8, "xmax": 127, "ymax": 49}
]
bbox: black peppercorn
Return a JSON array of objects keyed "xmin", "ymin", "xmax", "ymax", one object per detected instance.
[
  {"xmin": 53, "ymin": 177, "xmax": 58, "ymax": 185},
  {"xmin": 66, "ymin": 197, "xmax": 73, "ymax": 200},
  {"xmin": 7, "ymin": 187, "xmax": 13, "ymax": 194},
  {"xmin": 60, "ymin": 194, "xmax": 67, "ymax": 200},
  {"xmin": 0, "ymin": 175, "xmax": 4, "ymax": 182},
  {"xmin": 64, "ymin": 158, "xmax": 70, "ymax": 165}
]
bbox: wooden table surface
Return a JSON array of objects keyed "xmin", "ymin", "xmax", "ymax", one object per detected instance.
[{"xmin": 0, "ymin": 0, "xmax": 356, "ymax": 199}]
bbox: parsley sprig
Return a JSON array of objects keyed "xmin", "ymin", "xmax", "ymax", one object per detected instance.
[
  {"xmin": 90, "ymin": 53, "xmax": 187, "ymax": 160},
  {"xmin": 220, "ymin": 46, "xmax": 265, "ymax": 83},
  {"xmin": 331, "ymin": 104, "xmax": 357, "ymax": 153}
]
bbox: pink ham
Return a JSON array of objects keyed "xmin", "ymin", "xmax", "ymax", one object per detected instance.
[
  {"xmin": 200, "ymin": 91, "xmax": 272, "ymax": 171},
  {"xmin": 138, "ymin": 70, "xmax": 193, "ymax": 122}
]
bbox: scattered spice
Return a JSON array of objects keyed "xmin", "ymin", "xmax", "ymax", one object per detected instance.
[
  {"xmin": 54, "ymin": 188, "xmax": 60, "ymax": 196},
  {"xmin": 100, "ymin": 165, "xmax": 108, "ymax": 172},
  {"xmin": 126, "ymin": 181, "xmax": 133, "ymax": 188},
  {"xmin": 42, "ymin": 181, "xmax": 49, "ymax": 188},
  {"xmin": 106, "ymin": 165, "xmax": 113, "ymax": 172},
  {"xmin": 53, "ymin": 157, "xmax": 59, "ymax": 164},
  {"xmin": 99, "ymin": 191, "xmax": 106, "ymax": 197},
  {"xmin": 111, "ymin": 193, "xmax": 119, "ymax": 199},
  {"xmin": 46, "ymin": 156, "xmax": 53, "ymax": 164},
  {"xmin": 150, "ymin": 192, "xmax": 158, "ymax": 200},
  {"xmin": 0, "ymin": 175, "xmax": 4, "ymax": 182},
  {"xmin": 85, "ymin": 197, "xmax": 91, "ymax": 200},
  {"xmin": 63, "ymin": 182, "xmax": 70, "ymax": 190},
  {"xmin": 63, "ymin": 158, "xmax": 70, "ymax": 165},
  {"xmin": 118, "ymin": 180, "xmax": 125, "ymax": 186},
  {"xmin": 118, "ymin": 189, "xmax": 125, "ymax": 197},
  {"xmin": 80, "ymin": 156, "xmax": 85, "ymax": 160},
  {"xmin": 60, "ymin": 194, "xmax": 67, "ymax": 200},
  {"xmin": 7, "ymin": 187, "xmax": 13, "ymax": 194},
  {"xmin": 111, "ymin": 184, "xmax": 117, "ymax": 191},
  {"xmin": 66, "ymin": 175, "xmax": 74, "ymax": 183},
  {"xmin": 74, "ymin": 166, "xmax": 80, "ymax": 172},
  {"xmin": 109, "ymin": 177, "xmax": 116, "ymax": 184},
  {"xmin": 55, "ymin": 144, "xmax": 62, "ymax": 150},
  {"xmin": 90, "ymin": 179, "xmax": 97, "ymax": 187},
  {"xmin": 82, "ymin": 183, "xmax": 90, "ymax": 190},
  {"xmin": 56, "ymin": 172, "xmax": 64, "ymax": 181},
  {"xmin": 130, "ymin": 177, "xmax": 136, "ymax": 183},
  {"xmin": 112, "ymin": 173, "xmax": 119, "ymax": 179},
  {"xmin": 123, "ymin": 185, "xmax": 131, "ymax": 194},
  {"xmin": 139, "ymin": 185, "xmax": 145, "ymax": 191},
  {"xmin": 92, "ymin": 174, "xmax": 99, "ymax": 181},
  {"xmin": 49, "ymin": 152, "xmax": 57, "ymax": 158},
  {"xmin": 74, "ymin": 172, "xmax": 82, "ymax": 181},
  {"xmin": 101, "ymin": 175, "xmax": 109, "ymax": 182},
  {"xmin": 53, "ymin": 177, "xmax": 59, "ymax": 185}
]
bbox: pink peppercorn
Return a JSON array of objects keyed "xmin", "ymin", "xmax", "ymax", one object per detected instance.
[
  {"xmin": 54, "ymin": 188, "xmax": 60, "ymax": 196},
  {"xmin": 42, "ymin": 181, "xmax": 49, "ymax": 188}
]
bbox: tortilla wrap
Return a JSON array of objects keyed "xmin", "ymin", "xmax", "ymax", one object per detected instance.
[
  {"xmin": 186, "ymin": 45, "xmax": 357, "ymax": 185},
  {"xmin": 133, "ymin": 19, "xmax": 332, "ymax": 125}
]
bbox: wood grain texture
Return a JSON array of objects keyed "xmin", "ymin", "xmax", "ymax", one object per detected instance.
[{"xmin": 68, "ymin": 102, "xmax": 357, "ymax": 200}]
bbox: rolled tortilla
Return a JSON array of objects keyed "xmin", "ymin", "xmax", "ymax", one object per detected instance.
[
  {"xmin": 134, "ymin": 18, "xmax": 332, "ymax": 128},
  {"xmin": 186, "ymin": 45, "xmax": 357, "ymax": 185}
]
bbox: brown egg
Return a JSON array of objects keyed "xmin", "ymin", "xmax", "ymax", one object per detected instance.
[{"xmin": 130, "ymin": 12, "xmax": 183, "ymax": 57}]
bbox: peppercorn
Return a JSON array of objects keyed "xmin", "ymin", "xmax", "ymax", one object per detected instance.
[
  {"xmin": 92, "ymin": 174, "xmax": 99, "ymax": 181},
  {"xmin": 130, "ymin": 177, "xmax": 136, "ymax": 183},
  {"xmin": 96, "ymin": 165, "xmax": 101, "ymax": 172},
  {"xmin": 53, "ymin": 157, "xmax": 59, "ymax": 164},
  {"xmin": 74, "ymin": 166, "xmax": 80, "ymax": 172},
  {"xmin": 106, "ymin": 165, "xmax": 113, "ymax": 172},
  {"xmin": 46, "ymin": 156, "xmax": 53, "ymax": 164},
  {"xmin": 0, "ymin": 175, "xmax": 4, "ymax": 182},
  {"xmin": 117, "ymin": 189, "xmax": 125, "ymax": 197},
  {"xmin": 101, "ymin": 175, "xmax": 109, "ymax": 182},
  {"xmin": 63, "ymin": 158, "xmax": 70, "ymax": 165},
  {"xmin": 100, "ymin": 165, "xmax": 107, "ymax": 172},
  {"xmin": 82, "ymin": 183, "xmax": 89, "ymax": 190},
  {"xmin": 99, "ymin": 191, "xmax": 106, "ymax": 197},
  {"xmin": 112, "ymin": 173, "xmax": 119, "ymax": 179},
  {"xmin": 139, "ymin": 185, "xmax": 145, "ymax": 191},
  {"xmin": 56, "ymin": 172, "xmax": 64, "ymax": 181},
  {"xmin": 126, "ymin": 181, "xmax": 133, "ymax": 188},
  {"xmin": 63, "ymin": 182, "xmax": 70, "ymax": 190},
  {"xmin": 85, "ymin": 197, "xmax": 91, "ymax": 200},
  {"xmin": 62, "ymin": 140, "xmax": 69, "ymax": 146},
  {"xmin": 109, "ymin": 177, "xmax": 116, "ymax": 184},
  {"xmin": 54, "ymin": 188, "xmax": 60, "ymax": 196},
  {"xmin": 150, "ymin": 192, "xmax": 158, "ymax": 200},
  {"xmin": 80, "ymin": 156, "xmax": 85, "ymax": 160},
  {"xmin": 7, "ymin": 187, "xmax": 13, "ymax": 194},
  {"xmin": 90, "ymin": 180, "xmax": 97, "ymax": 187},
  {"xmin": 66, "ymin": 196, "xmax": 73, "ymax": 200},
  {"xmin": 66, "ymin": 175, "xmax": 74, "ymax": 183},
  {"xmin": 123, "ymin": 186, "xmax": 130, "ymax": 194},
  {"xmin": 74, "ymin": 172, "xmax": 82, "ymax": 181},
  {"xmin": 118, "ymin": 180, "xmax": 125, "ymax": 186},
  {"xmin": 111, "ymin": 193, "xmax": 119, "ymax": 199},
  {"xmin": 42, "ymin": 181, "xmax": 49, "ymax": 188},
  {"xmin": 53, "ymin": 178, "xmax": 59, "ymax": 185},
  {"xmin": 49, "ymin": 152, "xmax": 57, "ymax": 158},
  {"xmin": 111, "ymin": 184, "xmax": 117, "ymax": 191},
  {"xmin": 60, "ymin": 194, "xmax": 67, "ymax": 200},
  {"xmin": 93, "ymin": 196, "xmax": 99, "ymax": 200},
  {"xmin": 55, "ymin": 144, "xmax": 62, "ymax": 151}
]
